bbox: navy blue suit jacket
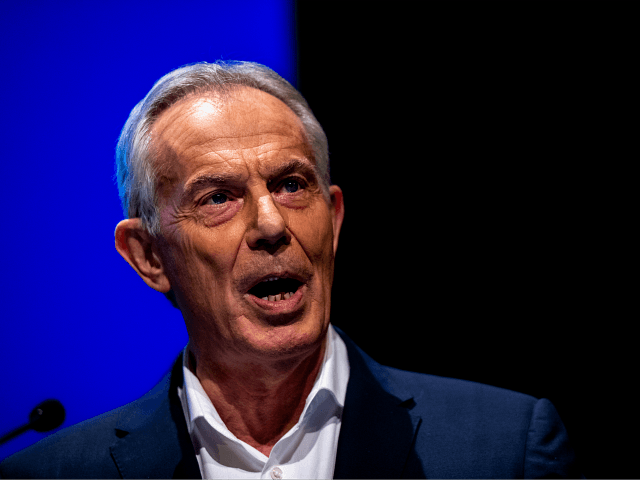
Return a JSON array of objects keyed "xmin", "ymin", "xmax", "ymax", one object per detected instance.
[{"xmin": 0, "ymin": 327, "xmax": 582, "ymax": 478}]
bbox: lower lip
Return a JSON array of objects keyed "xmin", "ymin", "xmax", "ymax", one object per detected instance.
[{"xmin": 246, "ymin": 284, "xmax": 306, "ymax": 313}]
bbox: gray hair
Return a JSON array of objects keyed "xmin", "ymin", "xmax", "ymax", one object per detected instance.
[{"xmin": 115, "ymin": 60, "xmax": 330, "ymax": 236}]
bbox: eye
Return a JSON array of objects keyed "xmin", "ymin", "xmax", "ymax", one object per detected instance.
[
  {"xmin": 282, "ymin": 179, "xmax": 301, "ymax": 193},
  {"xmin": 206, "ymin": 193, "xmax": 228, "ymax": 205}
]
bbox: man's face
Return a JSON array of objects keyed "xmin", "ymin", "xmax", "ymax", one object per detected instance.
[{"xmin": 149, "ymin": 87, "xmax": 343, "ymax": 365}]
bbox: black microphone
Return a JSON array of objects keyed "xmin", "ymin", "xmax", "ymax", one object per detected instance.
[{"xmin": 0, "ymin": 400, "xmax": 65, "ymax": 446}]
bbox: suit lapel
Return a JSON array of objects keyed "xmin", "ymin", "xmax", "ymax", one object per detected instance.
[
  {"xmin": 333, "ymin": 328, "xmax": 422, "ymax": 479},
  {"xmin": 107, "ymin": 331, "xmax": 421, "ymax": 479},
  {"xmin": 109, "ymin": 354, "xmax": 202, "ymax": 479}
]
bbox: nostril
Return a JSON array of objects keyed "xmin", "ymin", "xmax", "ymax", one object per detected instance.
[{"xmin": 255, "ymin": 233, "xmax": 290, "ymax": 248}]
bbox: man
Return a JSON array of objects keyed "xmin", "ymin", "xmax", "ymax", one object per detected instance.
[{"xmin": 0, "ymin": 61, "xmax": 582, "ymax": 479}]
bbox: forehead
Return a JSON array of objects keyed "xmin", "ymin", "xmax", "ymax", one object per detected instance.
[{"xmin": 150, "ymin": 87, "xmax": 311, "ymax": 179}]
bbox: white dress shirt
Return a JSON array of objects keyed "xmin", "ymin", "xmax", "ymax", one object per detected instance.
[{"xmin": 177, "ymin": 324, "xmax": 350, "ymax": 479}]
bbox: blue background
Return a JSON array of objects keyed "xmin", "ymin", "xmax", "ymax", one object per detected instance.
[
  {"xmin": 1, "ymin": 2, "xmax": 635, "ymax": 477},
  {"xmin": 0, "ymin": 0, "xmax": 296, "ymax": 460}
]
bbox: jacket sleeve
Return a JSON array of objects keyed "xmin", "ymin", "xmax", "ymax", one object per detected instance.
[{"xmin": 524, "ymin": 398, "xmax": 584, "ymax": 478}]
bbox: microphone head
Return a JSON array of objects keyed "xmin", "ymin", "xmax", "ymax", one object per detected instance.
[{"xmin": 29, "ymin": 399, "xmax": 65, "ymax": 433}]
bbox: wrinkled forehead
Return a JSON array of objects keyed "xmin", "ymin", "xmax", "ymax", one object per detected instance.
[
  {"xmin": 157, "ymin": 87, "xmax": 303, "ymax": 134},
  {"xmin": 149, "ymin": 86, "xmax": 314, "ymax": 185}
]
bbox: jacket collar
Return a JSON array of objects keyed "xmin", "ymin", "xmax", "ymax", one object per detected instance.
[
  {"xmin": 109, "ymin": 326, "xmax": 421, "ymax": 479},
  {"xmin": 109, "ymin": 355, "xmax": 202, "ymax": 479},
  {"xmin": 332, "ymin": 326, "xmax": 423, "ymax": 479}
]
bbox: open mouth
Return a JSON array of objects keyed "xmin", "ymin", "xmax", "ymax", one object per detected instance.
[{"xmin": 248, "ymin": 277, "xmax": 304, "ymax": 302}]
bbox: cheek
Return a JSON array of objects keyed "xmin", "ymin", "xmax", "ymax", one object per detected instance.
[
  {"xmin": 288, "ymin": 205, "xmax": 335, "ymax": 262},
  {"xmin": 163, "ymin": 235, "xmax": 211, "ymax": 291},
  {"xmin": 162, "ymin": 222, "xmax": 245, "ymax": 292}
]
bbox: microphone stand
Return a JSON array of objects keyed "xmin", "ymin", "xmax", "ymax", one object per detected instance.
[
  {"xmin": 0, "ymin": 400, "xmax": 65, "ymax": 446},
  {"xmin": 0, "ymin": 423, "xmax": 31, "ymax": 446}
]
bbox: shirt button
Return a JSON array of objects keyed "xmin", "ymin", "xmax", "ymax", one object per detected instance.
[{"xmin": 270, "ymin": 466, "xmax": 283, "ymax": 479}]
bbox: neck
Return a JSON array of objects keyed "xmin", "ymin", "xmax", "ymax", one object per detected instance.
[{"xmin": 190, "ymin": 337, "xmax": 327, "ymax": 457}]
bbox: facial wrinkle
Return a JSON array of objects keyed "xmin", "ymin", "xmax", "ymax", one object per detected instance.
[{"xmin": 148, "ymin": 86, "xmax": 339, "ymax": 388}]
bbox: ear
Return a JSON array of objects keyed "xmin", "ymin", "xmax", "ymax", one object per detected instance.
[
  {"xmin": 114, "ymin": 218, "xmax": 171, "ymax": 293},
  {"xmin": 329, "ymin": 185, "xmax": 345, "ymax": 255}
]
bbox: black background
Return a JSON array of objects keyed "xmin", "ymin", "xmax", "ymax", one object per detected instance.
[{"xmin": 296, "ymin": 2, "xmax": 634, "ymax": 479}]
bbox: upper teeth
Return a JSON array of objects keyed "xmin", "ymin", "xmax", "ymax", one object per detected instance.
[
  {"xmin": 263, "ymin": 292, "xmax": 293, "ymax": 302},
  {"xmin": 257, "ymin": 277, "xmax": 295, "ymax": 302}
]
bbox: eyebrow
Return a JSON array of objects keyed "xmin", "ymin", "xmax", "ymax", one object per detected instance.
[
  {"xmin": 181, "ymin": 158, "xmax": 319, "ymax": 202},
  {"xmin": 182, "ymin": 171, "xmax": 246, "ymax": 201},
  {"xmin": 264, "ymin": 158, "xmax": 319, "ymax": 184}
]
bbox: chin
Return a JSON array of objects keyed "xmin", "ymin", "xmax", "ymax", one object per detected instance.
[{"xmin": 233, "ymin": 310, "xmax": 329, "ymax": 360}]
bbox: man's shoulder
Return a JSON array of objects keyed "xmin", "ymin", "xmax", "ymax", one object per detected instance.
[
  {"xmin": 334, "ymin": 327, "xmax": 582, "ymax": 478},
  {"xmin": 1, "ymin": 404, "xmax": 125, "ymax": 478},
  {"xmin": 376, "ymin": 361, "xmax": 544, "ymax": 435},
  {"xmin": 369, "ymin": 357, "xmax": 540, "ymax": 434},
  {"xmin": 380, "ymin": 362, "xmax": 535, "ymax": 408},
  {"xmin": 0, "ymin": 371, "xmax": 173, "ymax": 479},
  {"xmin": 336, "ymin": 329, "xmax": 574, "ymax": 478},
  {"xmin": 334, "ymin": 326, "xmax": 537, "ymax": 413}
]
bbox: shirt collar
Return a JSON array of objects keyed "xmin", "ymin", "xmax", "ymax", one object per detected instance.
[{"xmin": 178, "ymin": 324, "xmax": 349, "ymax": 440}]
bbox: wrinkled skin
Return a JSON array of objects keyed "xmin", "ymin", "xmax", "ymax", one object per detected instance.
[{"xmin": 115, "ymin": 87, "xmax": 344, "ymax": 454}]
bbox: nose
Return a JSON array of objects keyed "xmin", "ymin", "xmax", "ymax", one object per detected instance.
[{"xmin": 246, "ymin": 193, "xmax": 291, "ymax": 248}]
